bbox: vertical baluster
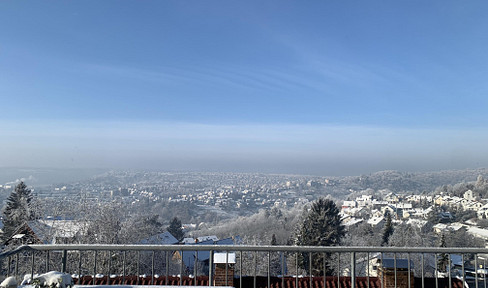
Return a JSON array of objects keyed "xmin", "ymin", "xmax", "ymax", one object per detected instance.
[
  {"xmin": 46, "ymin": 252, "xmax": 50, "ymax": 274},
  {"xmin": 254, "ymin": 251, "xmax": 257, "ymax": 288},
  {"xmin": 476, "ymin": 255, "xmax": 479, "ymax": 288},
  {"xmin": 351, "ymin": 252, "xmax": 356, "ymax": 288},
  {"xmin": 151, "ymin": 251, "xmax": 155, "ymax": 285},
  {"xmin": 435, "ymin": 253, "xmax": 438, "ymax": 288},
  {"xmin": 209, "ymin": 250, "xmax": 213, "ymax": 287},
  {"xmin": 337, "ymin": 253, "xmax": 340, "ymax": 288},
  {"xmin": 367, "ymin": 252, "xmax": 370, "ymax": 288},
  {"xmin": 62, "ymin": 250, "xmax": 67, "ymax": 273},
  {"xmin": 394, "ymin": 253, "xmax": 397, "ymax": 288},
  {"xmin": 282, "ymin": 252, "xmax": 285, "ymax": 288},
  {"xmin": 226, "ymin": 251, "xmax": 229, "ymax": 287},
  {"xmin": 323, "ymin": 253, "xmax": 326, "ymax": 288},
  {"xmin": 108, "ymin": 251, "xmax": 111, "ymax": 285},
  {"xmin": 484, "ymin": 258, "xmax": 486, "ymax": 288},
  {"xmin": 137, "ymin": 251, "xmax": 140, "ymax": 285},
  {"xmin": 93, "ymin": 251, "xmax": 97, "ymax": 285},
  {"xmin": 380, "ymin": 253, "xmax": 383, "ymax": 288},
  {"xmin": 295, "ymin": 252, "xmax": 299, "ymax": 288},
  {"xmin": 448, "ymin": 253, "xmax": 451, "ymax": 288},
  {"xmin": 309, "ymin": 252, "xmax": 312, "ymax": 288},
  {"xmin": 267, "ymin": 251, "xmax": 271, "ymax": 288},
  {"xmin": 194, "ymin": 251, "xmax": 198, "ymax": 286},
  {"xmin": 31, "ymin": 250, "xmax": 35, "ymax": 282},
  {"xmin": 462, "ymin": 254, "xmax": 465, "ymax": 288},
  {"xmin": 408, "ymin": 253, "xmax": 411, "ymax": 288},
  {"xmin": 165, "ymin": 251, "xmax": 169, "ymax": 286},
  {"xmin": 15, "ymin": 253, "xmax": 19, "ymax": 279},
  {"xmin": 421, "ymin": 253, "xmax": 425, "ymax": 288},
  {"xmin": 78, "ymin": 251, "xmax": 81, "ymax": 283},
  {"xmin": 179, "ymin": 250, "xmax": 183, "ymax": 286},
  {"xmin": 123, "ymin": 251, "xmax": 126, "ymax": 285},
  {"xmin": 239, "ymin": 251, "xmax": 243, "ymax": 288}
]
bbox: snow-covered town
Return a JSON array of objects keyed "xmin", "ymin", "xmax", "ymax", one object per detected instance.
[{"xmin": 341, "ymin": 189, "xmax": 488, "ymax": 244}]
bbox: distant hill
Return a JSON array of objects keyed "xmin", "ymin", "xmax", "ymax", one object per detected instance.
[
  {"xmin": 0, "ymin": 167, "xmax": 108, "ymax": 187},
  {"xmin": 325, "ymin": 168, "xmax": 488, "ymax": 198}
]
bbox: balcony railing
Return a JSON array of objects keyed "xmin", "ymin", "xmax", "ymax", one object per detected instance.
[{"xmin": 1, "ymin": 244, "xmax": 488, "ymax": 288}]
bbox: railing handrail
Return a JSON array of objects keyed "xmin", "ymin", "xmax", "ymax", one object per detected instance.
[{"xmin": 3, "ymin": 244, "xmax": 488, "ymax": 256}]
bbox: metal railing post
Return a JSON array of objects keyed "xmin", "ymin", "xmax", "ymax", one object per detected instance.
[
  {"xmin": 165, "ymin": 251, "xmax": 169, "ymax": 285},
  {"xmin": 367, "ymin": 252, "xmax": 370, "ymax": 288},
  {"xmin": 448, "ymin": 253, "xmax": 451, "ymax": 288},
  {"xmin": 435, "ymin": 253, "xmax": 438, "ymax": 288},
  {"xmin": 462, "ymin": 254, "xmax": 465, "ymax": 288},
  {"xmin": 394, "ymin": 253, "xmax": 397, "ymax": 288},
  {"xmin": 407, "ymin": 253, "xmax": 411, "ymax": 288},
  {"xmin": 421, "ymin": 253, "xmax": 425, "ymax": 288},
  {"xmin": 484, "ymin": 258, "xmax": 486, "ymax": 288},
  {"xmin": 476, "ymin": 255, "xmax": 479, "ymax": 288},
  {"xmin": 62, "ymin": 250, "xmax": 67, "ymax": 273},
  {"xmin": 78, "ymin": 251, "xmax": 81, "ymax": 283},
  {"xmin": 194, "ymin": 251, "xmax": 198, "ymax": 286},
  {"xmin": 239, "ymin": 251, "xmax": 242, "ymax": 288},
  {"xmin": 309, "ymin": 252, "xmax": 312, "ymax": 288},
  {"xmin": 226, "ymin": 251, "xmax": 229, "ymax": 287},
  {"xmin": 151, "ymin": 251, "xmax": 155, "ymax": 285},
  {"xmin": 123, "ymin": 251, "xmax": 126, "ymax": 285},
  {"xmin": 208, "ymin": 250, "xmax": 213, "ymax": 287},
  {"xmin": 267, "ymin": 251, "xmax": 270, "ymax": 288},
  {"xmin": 179, "ymin": 250, "xmax": 183, "ymax": 286},
  {"xmin": 295, "ymin": 252, "xmax": 299, "ymax": 288},
  {"xmin": 31, "ymin": 251, "xmax": 35, "ymax": 282},
  {"xmin": 323, "ymin": 253, "xmax": 326, "ymax": 288},
  {"xmin": 137, "ymin": 251, "xmax": 140, "ymax": 285},
  {"xmin": 46, "ymin": 251, "xmax": 50, "ymax": 273},
  {"xmin": 253, "ymin": 251, "xmax": 257, "ymax": 288},
  {"xmin": 338, "ymin": 253, "xmax": 340, "ymax": 288},
  {"xmin": 107, "ymin": 251, "xmax": 111, "ymax": 285},
  {"xmin": 15, "ymin": 253, "xmax": 19, "ymax": 278},
  {"xmin": 93, "ymin": 251, "xmax": 97, "ymax": 285},
  {"xmin": 282, "ymin": 252, "xmax": 285, "ymax": 288},
  {"xmin": 351, "ymin": 252, "xmax": 356, "ymax": 288},
  {"xmin": 380, "ymin": 253, "xmax": 383, "ymax": 288}
]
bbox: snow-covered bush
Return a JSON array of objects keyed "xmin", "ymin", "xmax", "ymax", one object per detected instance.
[
  {"xmin": 0, "ymin": 276, "xmax": 18, "ymax": 288},
  {"xmin": 25, "ymin": 272, "xmax": 73, "ymax": 288}
]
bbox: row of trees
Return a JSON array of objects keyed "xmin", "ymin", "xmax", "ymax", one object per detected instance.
[{"xmin": 0, "ymin": 182, "xmax": 186, "ymax": 245}]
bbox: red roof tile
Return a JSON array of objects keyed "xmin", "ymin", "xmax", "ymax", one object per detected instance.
[{"xmin": 74, "ymin": 275, "xmax": 464, "ymax": 288}]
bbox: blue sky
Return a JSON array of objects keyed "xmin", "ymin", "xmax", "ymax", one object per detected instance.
[{"xmin": 1, "ymin": 1, "xmax": 488, "ymax": 175}]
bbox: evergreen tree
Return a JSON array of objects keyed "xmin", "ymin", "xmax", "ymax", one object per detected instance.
[
  {"xmin": 382, "ymin": 212, "xmax": 394, "ymax": 245},
  {"xmin": 295, "ymin": 198, "xmax": 345, "ymax": 275},
  {"xmin": 167, "ymin": 217, "xmax": 184, "ymax": 241},
  {"xmin": 271, "ymin": 234, "xmax": 277, "ymax": 246},
  {"xmin": 2, "ymin": 182, "xmax": 34, "ymax": 241}
]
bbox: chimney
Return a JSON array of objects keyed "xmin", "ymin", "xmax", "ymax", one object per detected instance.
[
  {"xmin": 379, "ymin": 258, "xmax": 414, "ymax": 288},
  {"xmin": 213, "ymin": 252, "xmax": 235, "ymax": 287}
]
